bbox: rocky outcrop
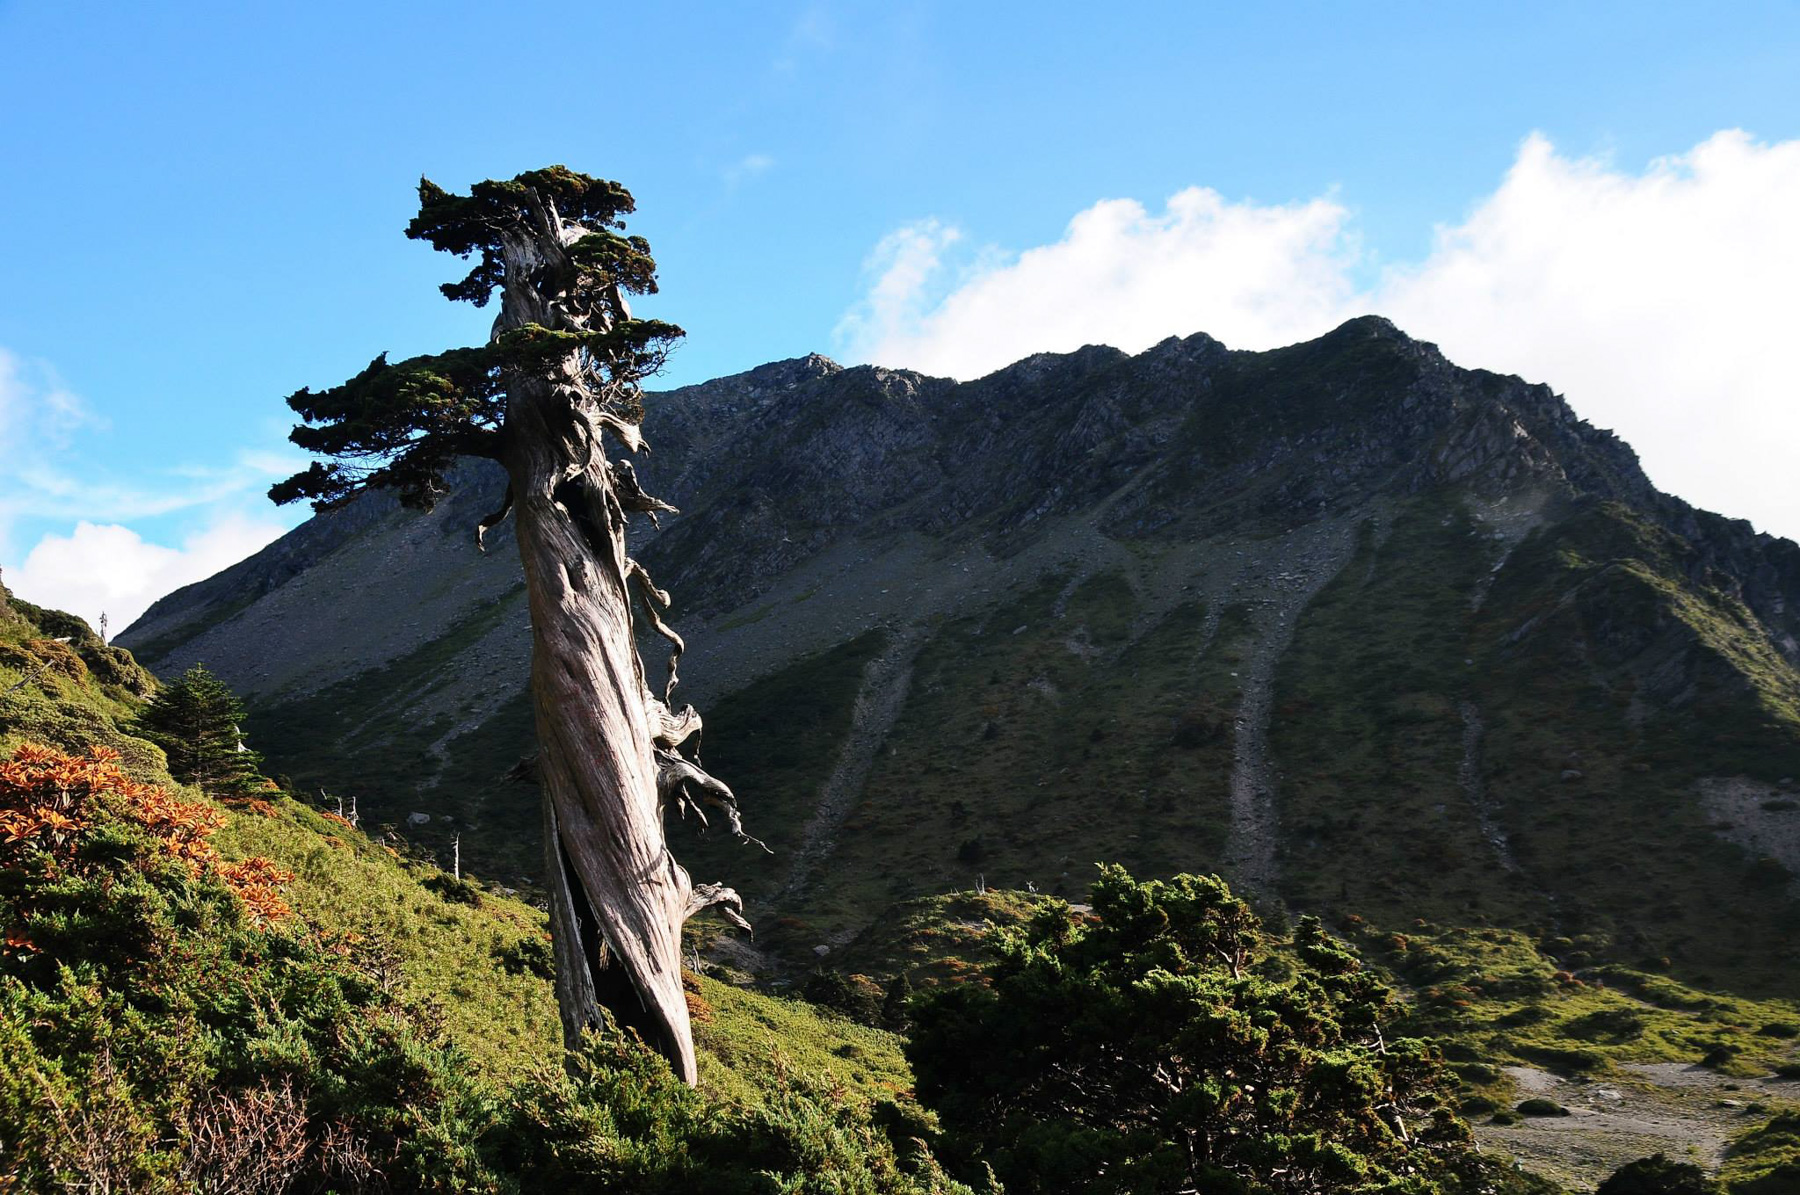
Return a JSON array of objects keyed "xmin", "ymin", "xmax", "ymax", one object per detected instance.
[{"xmin": 125, "ymin": 317, "xmax": 1800, "ymax": 682}]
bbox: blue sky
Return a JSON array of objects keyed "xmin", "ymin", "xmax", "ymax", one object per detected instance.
[{"xmin": 3, "ymin": 1, "xmax": 1798, "ymax": 629}]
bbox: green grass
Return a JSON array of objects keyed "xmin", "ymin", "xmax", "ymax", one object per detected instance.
[
  {"xmin": 0, "ymin": 663, "xmax": 167, "ymax": 781},
  {"xmin": 1722, "ymin": 1107, "xmax": 1800, "ymax": 1193},
  {"xmin": 1271, "ymin": 497, "xmax": 1550, "ymax": 928},
  {"xmin": 827, "ymin": 889, "xmax": 1051, "ymax": 988},
  {"xmin": 213, "ymin": 798, "xmax": 564, "ymax": 1083},
  {"xmin": 213, "ymin": 795, "xmax": 921, "ymax": 1103},
  {"xmin": 1357, "ymin": 920, "xmax": 1800, "ymax": 1095},
  {"xmin": 794, "ymin": 570, "xmax": 1241, "ymax": 941},
  {"xmin": 0, "ymin": 587, "xmax": 168, "ymax": 781},
  {"xmin": 243, "ymin": 590, "xmax": 543, "ymax": 883},
  {"xmin": 689, "ymin": 975, "xmax": 914, "ymax": 1105}
]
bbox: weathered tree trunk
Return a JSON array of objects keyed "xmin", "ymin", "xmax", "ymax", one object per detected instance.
[
  {"xmin": 510, "ymin": 407, "xmax": 691, "ymax": 1074},
  {"xmin": 492, "ymin": 195, "xmax": 746, "ymax": 1084}
]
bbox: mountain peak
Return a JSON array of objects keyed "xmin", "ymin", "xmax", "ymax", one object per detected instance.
[
  {"xmin": 722, "ymin": 352, "xmax": 843, "ymax": 389},
  {"xmin": 1325, "ymin": 313, "xmax": 1407, "ymax": 341}
]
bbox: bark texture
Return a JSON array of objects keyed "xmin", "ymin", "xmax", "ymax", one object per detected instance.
[{"xmin": 491, "ymin": 191, "xmax": 746, "ymax": 1083}]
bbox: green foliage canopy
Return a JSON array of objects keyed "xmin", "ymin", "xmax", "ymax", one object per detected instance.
[
  {"xmin": 907, "ymin": 866, "xmax": 1510, "ymax": 1195},
  {"xmin": 270, "ymin": 167, "xmax": 683, "ymax": 511},
  {"xmin": 135, "ymin": 662, "xmax": 263, "ymax": 797},
  {"xmin": 1596, "ymin": 1153, "xmax": 1722, "ymax": 1195}
]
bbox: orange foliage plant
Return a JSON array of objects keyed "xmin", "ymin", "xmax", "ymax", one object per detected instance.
[{"xmin": 0, "ymin": 743, "xmax": 293, "ymax": 936}]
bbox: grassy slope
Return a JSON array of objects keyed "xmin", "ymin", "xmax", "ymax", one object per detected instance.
[
  {"xmin": 168, "ymin": 433, "xmax": 1800, "ymax": 1006},
  {"xmin": 793, "ymin": 571, "xmax": 1243, "ymax": 945},
  {"xmin": 1362, "ymin": 920, "xmax": 1800, "ymax": 1085},
  {"xmin": 0, "ymin": 588, "xmax": 164, "ymax": 779},
  {"xmin": 1271, "ymin": 499, "xmax": 1549, "ymax": 926},
  {"xmin": 1264, "ymin": 495, "xmax": 1800, "ymax": 996},
  {"xmin": 243, "ymin": 594, "xmax": 543, "ymax": 884},
  {"xmin": 688, "ymin": 975, "xmax": 914, "ymax": 1105},
  {"xmin": 1472, "ymin": 503, "xmax": 1800, "ymax": 993},
  {"xmin": 245, "ymin": 607, "xmax": 890, "ymax": 897},
  {"xmin": 211, "ymin": 799, "xmax": 563, "ymax": 1082},
  {"xmin": 0, "ymin": 588, "xmax": 916, "ymax": 1109},
  {"xmin": 735, "ymin": 492, "xmax": 1800, "ymax": 1000},
  {"xmin": 676, "ymin": 630, "xmax": 890, "ymax": 912},
  {"xmin": 228, "ymin": 484, "xmax": 1800, "ymax": 1000},
  {"xmin": 216, "ymin": 799, "xmax": 918, "ymax": 1104},
  {"xmin": 1722, "ymin": 1108, "xmax": 1800, "ymax": 1192},
  {"xmin": 828, "ymin": 889, "xmax": 1051, "ymax": 988}
]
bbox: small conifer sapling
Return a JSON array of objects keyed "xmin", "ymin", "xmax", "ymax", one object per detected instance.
[{"xmin": 137, "ymin": 663, "xmax": 263, "ymax": 797}]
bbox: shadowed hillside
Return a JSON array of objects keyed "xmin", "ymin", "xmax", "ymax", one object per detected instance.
[{"xmin": 120, "ymin": 318, "xmax": 1800, "ymax": 997}]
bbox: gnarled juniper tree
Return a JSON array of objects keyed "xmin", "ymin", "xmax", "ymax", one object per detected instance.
[{"xmin": 271, "ymin": 167, "xmax": 754, "ymax": 1084}]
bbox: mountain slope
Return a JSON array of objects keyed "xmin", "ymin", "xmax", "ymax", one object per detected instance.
[
  {"xmin": 1, "ymin": 582, "xmax": 915, "ymax": 1096},
  {"xmin": 119, "ymin": 317, "xmax": 1800, "ymax": 993},
  {"xmin": 0, "ymin": 590, "xmax": 979, "ymax": 1193}
]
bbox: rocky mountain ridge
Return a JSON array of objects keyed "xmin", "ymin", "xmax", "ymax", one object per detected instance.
[
  {"xmin": 120, "ymin": 317, "xmax": 1800, "ymax": 994},
  {"xmin": 126, "ymin": 317, "xmax": 1800, "ymax": 693}
]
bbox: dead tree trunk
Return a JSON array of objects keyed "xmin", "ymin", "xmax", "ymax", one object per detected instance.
[
  {"xmin": 269, "ymin": 170, "xmax": 749, "ymax": 1082},
  {"xmin": 490, "ymin": 192, "xmax": 749, "ymax": 1085}
]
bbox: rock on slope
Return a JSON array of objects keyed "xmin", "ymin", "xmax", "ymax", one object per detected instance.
[{"xmin": 120, "ymin": 316, "xmax": 1800, "ymax": 993}]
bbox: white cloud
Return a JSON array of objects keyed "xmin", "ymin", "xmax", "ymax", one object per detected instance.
[
  {"xmin": 1378, "ymin": 131, "xmax": 1800, "ymax": 539},
  {"xmin": 8, "ymin": 516, "xmax": 287, "ymax": 637},
  {"xmin": 837, "ymin": 130, "xmax": 1800, "ymax": 540},
  {"xmin": 0, "ymin": 349, "xmax": 305, "ymax": 630},
  {"xmin": 0, "ymin": 349, "xmax": 106, "ymax": 450},
  {"xmin": 840, "ymin": 192, "xmax": 1358, "ymax": 381},
  {"xmin": 834, "ymin": 220, "xmax": 964, "ymax": 360},
  {"xmin": 723, "ymin": 153, "xmax": 775, "ymax": 190}
]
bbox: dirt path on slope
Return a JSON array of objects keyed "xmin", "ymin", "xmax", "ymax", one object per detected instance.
[
  {"xmin": 1219, "ymin": 520, "xmax": 1360, "ymax": 899},
  {"xmin": 775, "ymin": 628, "xmax": 926, "ymax": 908},
  {"xmin": 1478, "ymin": 1063, "xmax": 1797, "ymax": 1191},
  {"xmin": 1458, "ymin": 700, "xmax": 1519, "ymax": 872}
]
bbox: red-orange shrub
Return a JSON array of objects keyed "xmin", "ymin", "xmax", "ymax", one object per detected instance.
[{"xmin": 0, "ymin": 742, "xmax": 292, "ymax": 924}]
